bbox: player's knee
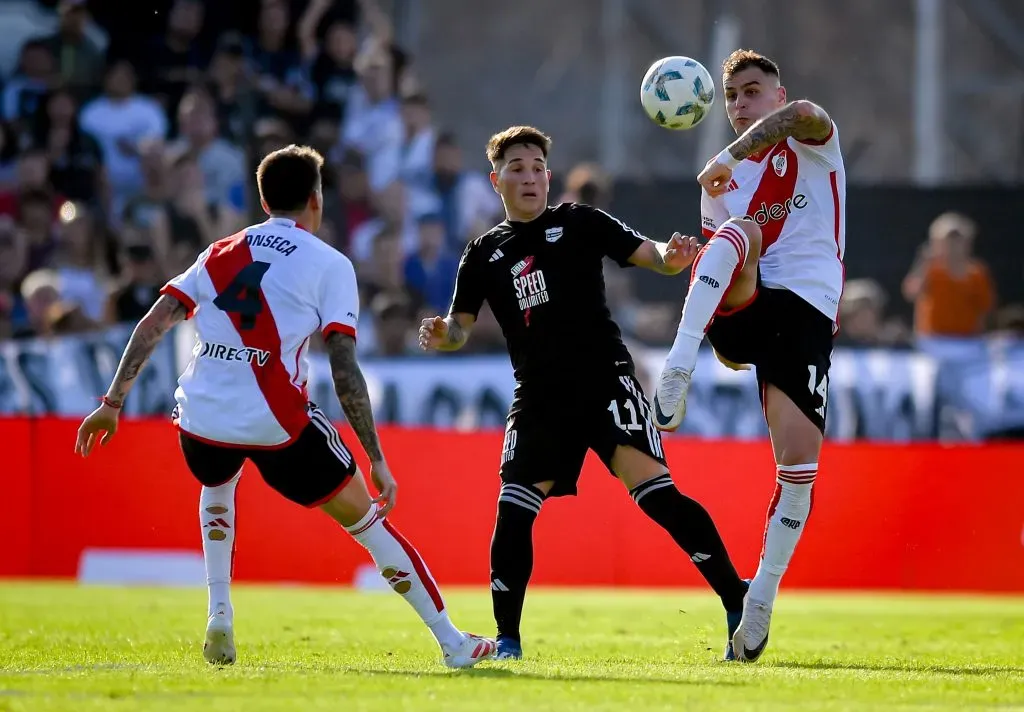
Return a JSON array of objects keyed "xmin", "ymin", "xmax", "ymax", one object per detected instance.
[
  {"xmin": 497, "ymin": 481, "xmax": 549, "ymax": 521},
  {"xmin": 774, "ymin": 420, "xmax": 822, "ymax": 465},
  {"xmin": 319, "ymin": 469, "xmax": 373, "ymax": 526},
  {"xmin": 611, "ymin": 446, "xmax": 668, "ymax": 490},
  {"xmin": 722, "ymin": 217, "xmax": 761, "ymax": 269}
]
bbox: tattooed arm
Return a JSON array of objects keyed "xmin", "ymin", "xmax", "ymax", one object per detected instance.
[
  {"xmin": 325, "ymin": 331, "xmax": 383, "ymax": 462},
  {"xmin": 699, "ymin": 100, "xmax": 832, "ymax": 197},
  {"xmin": 104, "ymin": 295, "xmax": 189, "ymax": 407},
  {"xmin": 77, "ymin": 292, "xmax": 190, "ymax": 455},
  {"xmin": 726, "ymin": 100, "xmax": 832, "ymax": 160}
]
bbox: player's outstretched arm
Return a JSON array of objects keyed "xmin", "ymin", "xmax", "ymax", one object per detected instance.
[
  {"xmin": 699, "ymin": 100, "xmax": 832, "ymax": 196},
  {"xmin": 725, "ymin": 100, "xmax": 832, "ymax": 162},
  {"xmin": 628, "ymin": 233, "xmax": 700, "ymax": 275},
  {"xmin": 106, "ymin": 295, "xmax": 189, "ymax": 407},
  {"xmin": 75, "ymin": 294, "xmax": 188, "ymax": 456},
  {"xmin": 324, "ymin": 331, "xmax": 384, "ymax": 463},
  {"xmin": 418, "ymin": 313, "xmax": 475, "ymax": 352}
]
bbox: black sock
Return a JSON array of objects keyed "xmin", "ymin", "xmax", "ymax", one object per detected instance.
[
  {"xmin": 630, "ymin": 474, "xmax": 747, "ymax": 612},
  {"xmin": 490, "ymin": 482, "xmax": 544, "ymax": 641}
]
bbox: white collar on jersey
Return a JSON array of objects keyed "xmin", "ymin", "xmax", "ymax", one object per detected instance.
[{"xmin": 265, "ymin": 216, "xmax": 309, "ymax": 233}]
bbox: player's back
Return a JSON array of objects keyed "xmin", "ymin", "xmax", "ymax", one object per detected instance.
[{"xmin": 162, "ymin": 216, "xmax": 359, "ymax": 447}]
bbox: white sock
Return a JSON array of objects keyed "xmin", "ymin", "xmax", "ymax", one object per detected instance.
[
  {"xmin": 665, "ymin": 223, "xmax": 749, "ymax": 372},
  {"xmin": 200, "ymin": 471, "xmax": 240, "ymax": 619},
  {"xmin": 748, "ymin": 463, "xmax": 817, "ymax": 604},
  {"xmin": 345, "ymin": 506, "xmax": 463, "ymax": 651}
]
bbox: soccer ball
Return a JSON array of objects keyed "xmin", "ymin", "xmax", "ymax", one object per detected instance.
[{"xmin": 640, "ymin": 56, "xmax": 715, "ymax": 130}]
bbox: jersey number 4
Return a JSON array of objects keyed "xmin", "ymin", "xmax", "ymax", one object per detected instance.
[{"xmin": 213, "ymin": 261, "xmax": 271, "ymax": 330}]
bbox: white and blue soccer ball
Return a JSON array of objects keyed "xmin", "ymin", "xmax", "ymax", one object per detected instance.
[{"xmin": 640, "ymin": 56, "xmax": 715, "ymax": 130}]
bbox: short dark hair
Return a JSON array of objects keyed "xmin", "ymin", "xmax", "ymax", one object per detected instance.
[
  {"xmin": 485, "ymin": 125, "xmax": 551, "ymax": 166},
  {"xmin": 256, "ymin": 144, "xmax": 324, "ymax": 213},
  {"xmin": 722, "ymin": 49, "xmax": 781, "ymax": 82}
]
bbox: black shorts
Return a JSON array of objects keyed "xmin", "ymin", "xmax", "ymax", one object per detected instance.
[
  {"xmin": 706, "ymin": 285, "xmax": 834, "ymax": 433},
  {"xmin": 178, "ymin": 404, "xmax": 357, "ymax": 507},
  {"xmin": 499, "ymin": 368, "xmax": 668, "ymax": 498}
]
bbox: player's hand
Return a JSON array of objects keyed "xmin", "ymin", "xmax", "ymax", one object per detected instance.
[
  {"xmin": 713, "ymin": 348, "xmax": 751, "ymax": 371},
  {"xmin": 698, "ymin": 157, "xmax": 734, "ymax": 198},
  {"xmin": 369, "ymin": 460, "xmax": 397, "ymax": 516},
  {"xmin": 663, "ymin": 232, "xmax": 700, "ymax": 273},
  {"xmin": 417, "ymin": 316, "xmax": 449, "ymax": 351},
  {"xmin": 74, "ymin": 403, "xmax": 120, "ymax": 457}
]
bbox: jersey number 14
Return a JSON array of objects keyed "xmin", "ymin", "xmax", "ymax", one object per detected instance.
[
  {"xmin": 213, "ymin": 261, "xmax": 271, "ymax": 330},
  {"xmin": 807, "ymin": 365, "xmax": 829, "ymax": 419}
]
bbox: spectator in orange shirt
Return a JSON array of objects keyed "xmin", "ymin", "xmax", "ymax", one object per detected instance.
[{"xmin": 902, "ymin": 212, "xmax": 995, "ymax": 339}]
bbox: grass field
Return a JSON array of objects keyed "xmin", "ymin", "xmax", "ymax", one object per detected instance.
[{"xmin": 0, "ymin": 582, "xmax": 1022, "ymax": 711}]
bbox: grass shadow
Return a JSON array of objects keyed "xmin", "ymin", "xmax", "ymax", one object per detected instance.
[{"xmin": 770, "ymin": 659, "xmax": 1024, "ymax": 677}]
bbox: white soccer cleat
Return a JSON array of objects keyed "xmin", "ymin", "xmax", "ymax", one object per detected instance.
[
  {"xmin": 652, "ymin": 366, "xmax": 693, "ymax": 431},
  {"xmin": 442, "ymin": 633, "xmax": 496, "ymax": 669},
  {"xmin": 203, "ymin": 605, "xmax": 236, "ymax": 666},
  {"xmin": 732, "ymin": 596, "xmax": 773, "ymax": 663}
]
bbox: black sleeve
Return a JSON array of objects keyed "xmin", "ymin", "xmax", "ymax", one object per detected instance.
[
  {"xmin": 448, "ymin": 240, "xmax": 487, "ymax": 317},
  {"xmin": 579, "ymin": 204, "xmax": 648, "ymax": 267}
]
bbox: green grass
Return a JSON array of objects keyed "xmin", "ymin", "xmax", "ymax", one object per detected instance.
[{"xmin": 0, "ymin": 583, "xmax": 1022, "ymax": 711}]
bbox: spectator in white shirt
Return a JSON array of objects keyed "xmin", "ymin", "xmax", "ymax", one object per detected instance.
[
  {"xmin": 399, "ymin": 92, "xmax": 438, "ymax": 218},
  {"xmin": 79, "ymin": 59, "xmax": 167, "ymax": 220},
  {"xmin": 336, "ymin": 45, "xmax": 402, "ymax": 193},
  {"xmin": 171, "ymin": 87, "xmax": 248, "ymax": 215}
]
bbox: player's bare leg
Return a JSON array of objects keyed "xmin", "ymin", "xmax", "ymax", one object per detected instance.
[
  {"xmin": 489, "ymin": 478, "xmax": 554, "ymax": 661},
  {"xmin": 732, "ymin": 386, "xmax": 821, "ymax": 662},
  {"xmin": 200, "ymin": 469, "xmax": 241, "ymax": 665},
  {"xmin": 320, "ymin": 471, "xmax": 495, "ymax": 668},
  {"xmin": 654, "ymin": 218, "xmax": 762, "ymax": 431},
  {"xmin": 612, "ymin": 445, "xmax": 749, "ymax": 659}
]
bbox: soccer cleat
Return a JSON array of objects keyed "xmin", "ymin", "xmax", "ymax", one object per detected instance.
[
  {"xmin": 723, "ymin": 579, "xmax": 750, "ymax": 661},
  {"xmin": 442, "ymin": 633, "xmax": 496, "ymax": 669},
  {"xmin": 203, "ymin": 605, "xmax": 236, "ymax": 665},
  {"xmin": 732, "ymin": 595, "xmax": 773, "ymax": 663},
  {"xmin": 723, "ymin": 610, "xmax": 743, "ymax": 661},
  {"xmin": 652, "ymin": 366, "xmax": 693, "ymax": 431},
  {"xmin": 495, "ymin": 636, "xmax": 523, "ymax": 660}
]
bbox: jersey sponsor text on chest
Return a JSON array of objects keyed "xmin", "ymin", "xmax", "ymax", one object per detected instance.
[
  {"xmin": 743, "ymin": 193, "xmax": 808, "ymax": 225},
  {"xmin": 514, "ymin": 270, "xmax": 550, "ymax": 309}
]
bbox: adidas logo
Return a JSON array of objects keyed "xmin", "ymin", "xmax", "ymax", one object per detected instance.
[
  {"xmin": 489, "ymin": 249, "xmax": 504, "ymax": 262},
  {"xmin": 491, "ymin": 579, "xmax": 510, "ymax": 592},
  {"xmin": 204, "ymin": 518, "xmax": 231, "ymax": 529},
  {"xmin": 690, "ymin": 552, "xmax": 711, "ymax": 563}
]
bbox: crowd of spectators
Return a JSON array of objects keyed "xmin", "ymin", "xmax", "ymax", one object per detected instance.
[{"xmin": 0, "ymin": 0, "xmax": 1019, "ymax": 361}]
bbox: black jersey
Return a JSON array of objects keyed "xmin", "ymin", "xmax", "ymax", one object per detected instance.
[{"xmin": 449, "ymin": 203, "xmax": 647, "ymax": 388}]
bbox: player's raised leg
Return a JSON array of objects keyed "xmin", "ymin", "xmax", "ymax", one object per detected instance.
[
  {"xmin": 490, "ymin": 478, "xmax": 553, "ymax": 660},
  {"xmin": 653, "ymin": 218, "xmax": 761, "ymax": 431},
  {"xmin": 733, "ymin": 385, "xmax": 822, "ymax": 662},
  {"xmin": 318, "ymin": 467, "xmax": 496, "ymax": 668}
]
